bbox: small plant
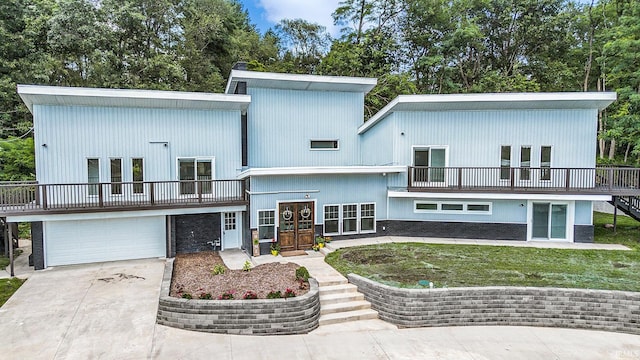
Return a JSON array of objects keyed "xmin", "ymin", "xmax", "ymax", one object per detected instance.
[
  {"xmin": 211, "ymin": 264, "xmax": 226, "ymax": 275},
  {"xmin": 312, "ymin": 244, "xmax": 320, "ymax": 251},
  {"xmin": 181, "ymin": 293, "xmax": 193, "ymax": 299},
  {"xmin": 315, "ymin": 236, "xmax": 326, "ymax": 248},
  {"xmin": 253, "ymin": 238, "xmax": 259, "ymax": 245},
  {"xmin": 270, "ymin": 242, "xmax": 280, "ymax": 256},
  {"xmin": 324, "ymin": 236, "xmax": 332, "ymax": 243},
  {"xmin": 243, "ymin": 291, "xmax": 258, "ymax": 299},
  {"xmin": 242, "ymin": 260, "xmax": 252, "ymax": 272},
  {"xmin": 199, "ymin": 292, "xmax": 212, "ymax": 300},
  {"xmin": 283, "ymin": 288, "xmax": 296, "ymax": 298},
  {"xmin": 218, "ymin": 290, "xmax": 235, "ymax": 300},
  {"xmin": 295, "ymin": 266, "xmax": 310, "ymax": 282},
  {"xmin": 266, "ymin": 290, "xmax": 282, "ymax": 299}
]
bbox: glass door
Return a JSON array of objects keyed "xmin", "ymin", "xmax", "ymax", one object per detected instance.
[{"xmin": 532, "ymin": 203, "xmax": 568, "ymax": 240}]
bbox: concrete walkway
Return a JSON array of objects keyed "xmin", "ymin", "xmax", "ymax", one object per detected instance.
[
  {"xmin": 1, "ymin": 239, "xmax": 35, "ymax": 279},
  {"xmin": 1, "ymin": 258, "xmax": 639, "ymax": 359}
]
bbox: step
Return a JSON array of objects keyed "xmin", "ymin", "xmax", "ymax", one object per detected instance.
[
  {"xmin": 320, "ymin": 292, "xmax": 364, "ymax": 305},
  {"xmin": 320, "ymin": 300, "xmax": 371, "ymax": 315},
  {"xmin": 316, "ymin": 277, "xmax": 348, "ymax": 287},
  {"xmin": 318, "ymin": 309, "xmax": 379, "ymax": 326},
  {"xmin": 319, "ymin": 246, "xmax": 333, "ymax": 256},
  {"xmin": 319, "ymin": 283, "xmax": 358, "ymax": 296}
]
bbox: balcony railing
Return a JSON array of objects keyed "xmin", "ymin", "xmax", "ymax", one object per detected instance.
[
  {"xmin": 0, "ymin": 180, "xmax": 246, "ymax": 215},
  {"xmin": 408, "ymin": 166, "xmax": 640, "ymax": 195}
]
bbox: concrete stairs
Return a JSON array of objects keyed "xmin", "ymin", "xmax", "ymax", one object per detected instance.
[{"xmin": 318, "ymin": 278, "xmax": 378, "ymax": 326}]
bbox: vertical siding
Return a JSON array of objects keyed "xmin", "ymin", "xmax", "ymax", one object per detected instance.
[
  {"xmin": 249, "ymin": 174, "xmax": 388, "ymax": 228},
  {"xmin": 574, "ymin": 200, "xmax": 593, "ymax": 225},
  {"xmin": 392, "ymin": 109, "xmax": 598, "ymax": 168},
  {"xmin": 388, "ymin": 198, "xmax": 528, "ymax": 223},
  {"xmin": 34, "ymin": 105, "xmax": 242, "ymax": 184},
  {"xmin": 247, "ymin": 88, "xmax": 364, "ymax": 167},
  {"xmin": 360, "ymin": 113, "xmax": 396, "ymax": 166}
]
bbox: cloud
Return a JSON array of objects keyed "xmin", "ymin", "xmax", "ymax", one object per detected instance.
[{"xmin": 258, "ymin": 0, "xmax": 341, "ymax": 37}]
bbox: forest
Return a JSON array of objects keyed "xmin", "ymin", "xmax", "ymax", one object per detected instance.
[{"xmin": 0, "ymin": 0, "xmax": 639, "ymax": 181}]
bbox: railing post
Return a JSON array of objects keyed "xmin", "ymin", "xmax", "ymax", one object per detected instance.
[
  {"xmin": 42, "ymin": 185, "xmax": 48, "ymax": 210},
  {"xmin": 408, "ymin": 167, "xmax": 413, "ymax": 188},
  {"xmin": 608, "ymin": 168, "xmax": 614, "ymax": 191},
  {"xmin": 457, "ymin": 167, "xmax": 462, "ymax": 190},
  {"xmin": 510, "ymin": 168, "xmax": 515, "ymax": 190},
  {"xmin": 150, "ymin": 182, "xmax": 155, "ymax": 205},
  {"xmin": 198, "ymin": 181, "xmax": 202, "ymax": 203},
  {"xmin": 98, "ymin": 183, "xmax": 104, "ymax": 207},
  {"xmin": 565, "ymin": 168, "xmax": 570, "ymax": 191}
]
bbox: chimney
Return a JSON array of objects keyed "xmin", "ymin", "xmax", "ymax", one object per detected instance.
[{"xmin": 233, "ymin": 62, "xmax": 248, "ymax": 71}]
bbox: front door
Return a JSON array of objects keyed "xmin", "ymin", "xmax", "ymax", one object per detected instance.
[
  {"xmin": 222, "ymin": 212, "xmax": 240, "ymax": 249},
  {"xmin": 278, "ymin": 202, "xmax": 315, "ymax": 251}
]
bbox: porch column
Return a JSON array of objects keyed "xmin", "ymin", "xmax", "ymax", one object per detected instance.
[{"xmin": 8, "ymin": 222, "xmax": 14, "ymax": 277}]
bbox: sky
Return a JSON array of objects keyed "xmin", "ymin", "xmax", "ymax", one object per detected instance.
[{"xmin": 239, "ymin": 0, "xmax": 342, "ymax": 37}]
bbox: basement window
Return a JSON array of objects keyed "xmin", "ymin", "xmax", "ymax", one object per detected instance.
[{"xmin": 310, "ymin": 140, "xmax": 339, "ymax": 150}]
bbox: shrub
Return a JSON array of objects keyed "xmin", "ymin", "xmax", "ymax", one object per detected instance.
[
  {"xmin": 218, "ymin": 290, "xmax": 234, "ymax": 300},
  {"xmin": 199, "ymin": 292, "xmax": 212, "ymax": 300},
  {"xmin": 295, "ymin": 266, "xmax": 310, "ymax": 282},
  {"xmin": 211, "ymin": 264, "xmax": 226, "ymax": 275},
  {"xmin": 181, "ymin": 293, "xmax": 193, "ymax": 299},
  {"xmin": 283, "ymin": 288, "xmax": 296, "ymax": 298},
  {"xmin": 243, "ymin": 291, "xmax": 258, "ymax": 299},
  {"xmin": 242, "ymin": 260, "xmax": 252, "ymax": 272},
  {"xmin": 266, "ymin": 290, "xmax": 282, "ymax": 299}
]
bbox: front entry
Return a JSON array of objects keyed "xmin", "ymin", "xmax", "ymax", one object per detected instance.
[
  {"xmin": 222, "ymin": 212, "xmax": 241, "ymax": 249},
  {"xmin": 278, "ymin": 201, "xmax": 315, "ymax": 251}
]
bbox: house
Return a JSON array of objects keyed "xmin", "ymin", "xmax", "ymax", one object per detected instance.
[{"xmin": 1, "ymin": 65, "xmax": 633, "ymax": 270}]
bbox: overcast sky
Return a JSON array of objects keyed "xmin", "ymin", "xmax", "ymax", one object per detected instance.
[{"xmin": 239, "ymin": 0, "xmax": 342, "ymax": 36}]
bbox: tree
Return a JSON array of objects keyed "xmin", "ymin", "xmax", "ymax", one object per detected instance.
[
  {"xmin": 0, "ymin": 137, "xmax": 35, "ymax": 181},
  {"xmin": 274, "ymin": 19, "xmax": 331, "ymax": 74}
]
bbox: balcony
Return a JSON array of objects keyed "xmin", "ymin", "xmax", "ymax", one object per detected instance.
[
  {"xmin": 407, "ymin": 166, "xmax": 640, "ymax": 196},
  {"xmin": 0, "ymin": 180, "xmax": 247, "ymax": 216}
]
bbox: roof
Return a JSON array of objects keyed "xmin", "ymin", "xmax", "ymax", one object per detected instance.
[
  {"xmin": 225, "ymin": 70, "xmax": 377, "ymax": 95},
  {"xmin": 17, "ymin": 85, "xmax": 251, "ymax": 113},
  {"xmin": 358, "ymin": 92, "xmax": 618, "ymax": 134}
]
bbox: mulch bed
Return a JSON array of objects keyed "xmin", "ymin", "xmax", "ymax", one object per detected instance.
[{"xmin": 170, "ymin": 252, "xmax": 309, "ymax": 299}]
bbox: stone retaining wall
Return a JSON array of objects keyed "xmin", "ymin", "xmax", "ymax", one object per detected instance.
[
  {"xmin": 157, "ymin": 259, "xmax": 320, "ymax": 335},
  {"xmin": 348, "ymin": 273, "xmax": 640, "ymax": 335}
]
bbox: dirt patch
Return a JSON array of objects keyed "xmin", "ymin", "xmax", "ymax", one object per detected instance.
[{"xmin": 169, "ymin": 252, "xmax": 309, "ymax": 299}]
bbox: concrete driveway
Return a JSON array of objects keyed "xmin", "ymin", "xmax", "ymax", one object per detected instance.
[{"xmin": 2, "ymin": 258, "xmax": 640, "ymax": 360}]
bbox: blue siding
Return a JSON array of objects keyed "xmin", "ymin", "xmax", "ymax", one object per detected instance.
[
  {"xmin": 388, "ymin": 198, "xmax": 527, "ymax": 223},
  {"xmin": 34, "ymin": 105, "xmax": 242, "ymax": 183},
  {"xmin": 246, "ymin": 88, "xmax": 364, "ymax": 167},
  {"xmin": 360, "ymin": 113, "xmax": 395, "ymax": 166},
  {"xmin": 575, "ymin": 201, "xmax": 593, "ymax": 225},
  {"xmin": 249, "ymin": 174, "xmax": 388, "ymax": 227}
]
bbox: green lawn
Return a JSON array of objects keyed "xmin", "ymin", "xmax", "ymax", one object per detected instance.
[
  {"xmin": 325, "ymin": 212, "xmax": 640, "ymax": 291},
  {"xmin": 0, "ymin": 278, "xmax": 25, "ymax": 307}
]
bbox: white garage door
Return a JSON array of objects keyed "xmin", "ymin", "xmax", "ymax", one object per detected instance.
[{"xmin": 45, "ymin": 216, "xmax": 166, "ymax": 267}]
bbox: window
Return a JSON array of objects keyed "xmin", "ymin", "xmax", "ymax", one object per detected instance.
[
  {"xmin": 258, "ymin": 210, "xmax": 275, "ymax": 239},
  {"xmin": 342, "ymin": 204, "xmax": 358, "ymax": 234},
  {"xmin": 224, "ymin": 212, "xmax": 236, "ymax": 230},
  {"xmin": 540, "ymin": 146, "xmax": 551, "ymax": 181},
  {"xmin": 132, "ymin": 158, "xmax": 144, "ymax": 194},
  {"xmin": 413, "ymin": 147, "xmax": 447, "ymax": 182},
  {"xmin": 110, "ymin": 158, "xmax": 122, "ymax": 195},
  {"xmin": 87, "ymin": 158, "xmax": 99, "ymax": 196},
  {"xmin": 500, "ymin": 146, "xmax": 511, "ymax": 180},
  {"xmin": 415, "ymin": 201, "xmax": 492, "ymax": 214},
  {"xmin": 324, "ymin": 205, "xmax": 340, "ymax": 235},
  {"xmin": 310, "ymin": 140, "xmax": 338, "ymax": 150},
  {"xmin": 360, "ymin": 203, "xmax": 376, "ymax": 233},
  {"xmin": 520, "ymin": 146, "xmax": 531, "ymax": 181},
  {"xmin": 178, "ymin": 158, "xmax": 213, "ymax": 195}
]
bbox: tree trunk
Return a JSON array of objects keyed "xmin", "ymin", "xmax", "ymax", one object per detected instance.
[
  {"xmin": 609, "ymin": 138, "xmax": 616, "ymax": 160},
  {"xmin": 583, "ymin": 0, "xmax": 595, "ymax": 91},
  {"xmin": 624, "ymin": 143, "xmax": 631, "ymax": 163}
]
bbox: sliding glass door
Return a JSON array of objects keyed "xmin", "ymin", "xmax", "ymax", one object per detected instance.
[{"xmin": 532, "ymin": 203, "xmax": 568, "ymax": 240}]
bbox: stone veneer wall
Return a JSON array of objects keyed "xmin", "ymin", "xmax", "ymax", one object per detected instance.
[
  {"xmin": 157, "ymin": 259, "xmax": 320, "ymax": 335},
  {"xmin": 348, "ymin": 274, "xmax": 640, "ymax": 335}
]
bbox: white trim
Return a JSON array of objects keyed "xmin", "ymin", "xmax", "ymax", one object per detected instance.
[
  {"xmin": 17, "ymin": 84, "xmax": 251, "ymax": 113},
  {"xmin": 527, "ymin": 200, "xmax": 575, "ymax": 242},
  {"xmin": 414, "ymin": 200, "xmax": 492, "ymax": 215},
  {"xmin": 6, "ymin": 205, "xmax": 247, "ymax": 222},
  {"xmin": 246, "ymin": 189, "xmax": 320, "ymax": 195},
  {"xmin": 225, "ymin": 70, "xmax": 377, "ymax": 94},
  {"xmin": 237, "ymin": 165, "xmax": 406, "ymax": 179},
  {"xmin": 388, "ymin": 190, "xmax": 611, "ymax": 202},
  {"xmin": 359, "ymin": 92, "xmax": 618, "ymax": 134},
  {"xmin": 411, "ymin": 145, "xmax": 449, "ymax": 185},
  {"xmin": 341, "ymin": 203, "xmax": 359, "ymax": 235},
  {"xmin": 359, "ymin": 202, "xmax": 377, "ymax": 234},
  {"xmin": 257, "ymin": 208, "xmax": 276, "ymax": 241},
  {"xmin": 323, "ymin": 204, "xmax": 341, "ymax": 236}
]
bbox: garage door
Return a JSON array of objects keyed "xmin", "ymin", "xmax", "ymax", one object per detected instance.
[{"xmin": 45, "ymin": 216, "xmax": 166, "ymax": 267}]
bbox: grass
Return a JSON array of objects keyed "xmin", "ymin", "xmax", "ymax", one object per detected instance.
[
  {"xmin": 0, "ymin": 249, "xmax": 23, "ymax": 271},
  {"xmin": 325, "ymin": 212, "xmax": 640, "ymax": 291},
  {"xmin": 0, "ymin": 278, "xmax": 25, "ymax": 307}
]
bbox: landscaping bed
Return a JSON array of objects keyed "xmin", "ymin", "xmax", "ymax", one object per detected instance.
[{"xmin": 170, "ymin": 252, "xmax": 309, "ymax": 299}]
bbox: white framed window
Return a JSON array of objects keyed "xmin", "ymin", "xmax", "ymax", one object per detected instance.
[
  {"xmin": 224, "ymin": 212, "xmax": 236, "ymax": 230},
  {"xmin": 132, "ymin": 158, "xmax": 144, "ymax": 194},
  {"xmin": 110, "ymin": 158, "xmax": 122, "ymax": 195},
  {"xmin": 87, "ymin": 158, "xmax": 100, "ymax": 196},
  {"xmin": 520, "ymin": 146, "xmax": 531, "ymax": 181},
  {"xmin": 177, "ymin": 157, "xmax": 214, "ymax": 195},
  {"xmin": 528, "ymin": 201, "xmax": 573, "ymax": 242},
  {"xmin": 360, "ymin": 203, "xmax": 376, "ymax": 233},
  {"xmin": 310, "ymin": 139, "xmax": 339, "ymax": 150},
  {"xmin": 323, "ymin": 205, "xmax": 340, "ymax": 235},
  {"xmin": 412, "ymin": 145, "xmax": 448, "ymax": 183},
  {"xmin": 414, "ymin": 201, "xmax": 492, "ymax": 214},
  {"xmin": 540, "ymin": 146, "xmax": 552, "ymax": 181},
  {"xmin": 258, "ymin": 209, "xmax": 275, "ymax": 240},
  {"xmin": 342, "ymin": 204, "xmax": 358, "ymax": 234},
  {"xmin": 500, "ymin": 145, "xmax": 511, "ymax": 180}
]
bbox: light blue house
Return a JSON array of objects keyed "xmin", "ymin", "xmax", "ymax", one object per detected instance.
[{"xmin": 1, "ymin": 66, "xmax": 630, "ymax": 269}]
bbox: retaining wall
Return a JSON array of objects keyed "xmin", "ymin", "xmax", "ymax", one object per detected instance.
[
  {"xmin": 348, "ymin": 273, "xmax": 640, "ymax": 335},
  {"xmin": 157, "ymin": 259, "xmax": 320, "ymax": 335}
]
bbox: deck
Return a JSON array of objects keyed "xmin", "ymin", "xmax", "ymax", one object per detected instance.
[{"xmin": 0, "ymin": 180, "xmax": 247, "ymax": 216}]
